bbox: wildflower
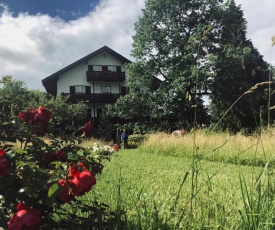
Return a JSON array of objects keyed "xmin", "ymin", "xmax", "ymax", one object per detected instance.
[{"xmin": 244, "ymin": 81, "xmax": 273, "ymax": 95}]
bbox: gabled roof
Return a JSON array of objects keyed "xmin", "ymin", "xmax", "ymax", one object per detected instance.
[{"xmin": 42, "ymin": 46, "xmax": 132, "ymax": 95}]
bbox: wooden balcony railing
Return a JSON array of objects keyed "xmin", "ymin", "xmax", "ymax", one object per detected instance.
[
  {"xmin": 86, "ymin": 71, "xmax": 126, "ymax": 82},
  {"xmin": 63, "ymin": 93, "xmax": 121, "ymax": 103}
]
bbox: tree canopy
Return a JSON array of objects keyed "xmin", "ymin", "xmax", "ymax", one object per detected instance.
[{"xmin": 108, "ymin": 0, "xmax": 271, "ymax": 133}]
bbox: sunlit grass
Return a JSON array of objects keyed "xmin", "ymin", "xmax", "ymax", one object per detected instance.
[
  {"xmin": 83, "ymin": 148, "xmax": 274, "ymax": 229},
  {"xmin": 140, "ymin": 130, "xmax": 275, "ymax": 167},
  {"xmin": 75, "ymin": 130, "xmax": 275, "ymax": 229}
]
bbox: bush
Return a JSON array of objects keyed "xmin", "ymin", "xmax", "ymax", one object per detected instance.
[
  {"xmin": 0, "ymin": 106, "xmax": 116, "ymax": 229},
  {"xmin": 128, "ymin": 134, "xmax": 147, "ymax": 148}
]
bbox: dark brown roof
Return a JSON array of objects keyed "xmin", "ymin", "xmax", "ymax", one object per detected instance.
[{"xmin": 42, "ymin": 46, "xmax": 132, "ymax": 95}]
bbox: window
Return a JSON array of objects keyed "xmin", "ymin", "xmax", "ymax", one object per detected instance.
[
  {"xmin": 101, "ymin": 86, "xmax": 111, "ymax": 94},
  {"xmin": 93, "ymin": 65, "xmax": 102, "ymax": 71},
  {"xmin": 107, "ymin": 66, "xmax": 116, "ymax": 72},
  {"xmin": 75, "ymin": 85, "xmax": 86, "ymax": 93}
]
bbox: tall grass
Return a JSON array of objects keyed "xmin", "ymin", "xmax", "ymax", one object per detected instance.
[
  {"xmin": 140, "ymin": 130, "xmax": 275, "ymax": 167},
  {"xmin": 79, "ymin": 130, "xmax": 275, "ymax": 229}
]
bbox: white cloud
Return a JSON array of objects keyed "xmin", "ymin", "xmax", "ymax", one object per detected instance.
[
  {"xmin": 0, "ymin": 0, "xmax": 145, "ymax": 90},
  {"xmin": 235, "ymin": 0, "xmax": 275, "ymax": 64},
  {"xmin": 0, "ymin": 0, "xmax": 274, "ymax": 91}
]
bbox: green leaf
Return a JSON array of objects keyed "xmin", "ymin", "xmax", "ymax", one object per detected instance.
[
  {"xmin": 48, "ymin": 183, "xmax": 59, "ymax": 198},
  {"xmin": 14, "ymin": 148, "xmax": 28, "ymax": 154},
  {"xmin": 68, "ymin": 153, "xmax": 81, "ymax": 161}
]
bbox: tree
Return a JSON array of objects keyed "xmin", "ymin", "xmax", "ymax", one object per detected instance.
[
  {"xmin": 117, "ymin": 0, "xmax": 271, "ymax": 133},
  {"xmin": 115, "ymin": 0, "xmax": 223, "ymax": 131},
  {"xmin": 209, "ymin": 1, "xmax": 270, "ymax": 132},
  {"xmin": 0, "ymin": 76, "xmax": 29, "ymax": 122}
]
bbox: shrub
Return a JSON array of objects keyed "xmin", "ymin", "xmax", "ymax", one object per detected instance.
[
  {"xmin": 128, "ymin": 134, "xmax": 147, "ymax": 148},
  {"xmin": 0, "ymin": 106, "xmax": 115, "ymax": 229}
]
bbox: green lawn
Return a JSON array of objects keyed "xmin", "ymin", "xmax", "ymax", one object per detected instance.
[{"xmin": 82, "ymin": 147, "xmax": 275, "ymax": 229}]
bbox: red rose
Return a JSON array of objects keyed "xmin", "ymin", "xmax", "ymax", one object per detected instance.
[
  {"xmin": 0, "ymin": 148, "xmax": 5, "ymax": 157},
  {"xmin": 42, "ymin": 149, "xmax": 67, "ymax": 165},
  {"xmin": 0, "ymin": 157, "xmax": 9, "ymax": 176},
  {"xmin": 59, "ymin": 163, "xmax": 96, "ymax": 203},
  {"xmin": 16, "ymin": 203, "xmax": 30, "ymax": 211},
  {"xmin": 54, "ymin": 149, "xmax": 67, "ymax": 162},
  {"xmin": 113, "ymin": 144, "xmax": 119, "ymax": 152},
  {"xmin": 7, "ymin": 203, "xmax": 41, "ymax": 230},
  {"xmin": 34, "ymin": 106, "xmax": 52, "ymax": 126},
  {"xmin": 19, "ymin": 106, "xmax": 52, "ymax": 136},
  {"xmin": 58, "ymin": 179, "xmax": 75, "ymax": 203},
  {"xmin": 19, "ymin": 109, "xmax": 35, "ymax": 123},
  {"xmin": 70, "ymin": 170, "xmax": 96, "ymax": 196},
  {"xmin": 69, "ymin": 164, "xmax": 81, "ymax": 177}
]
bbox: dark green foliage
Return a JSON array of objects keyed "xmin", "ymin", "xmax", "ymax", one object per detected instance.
[
  {"xmin": 209, "ymin": 1, "xmax": 270, "ymax": 132},
  {"xmin": 93, "ymin": 117, "xmax": 116, "ymax": 142},
  {"xmin": 0, "ymin": 76, "xmax": 89, "ymax": 137},
  {"xmin": 128, "ymin": 134, "xmax": 147, "ymax": 148},
  {"xmin": 109, "ymin": 0, "xmax": 271, "ymax": 133},
  {"xmin": 107, "ymin": 0, "xmax": 222, "ymax": 131},
  {"xmin": 0, "ymin": 76, "xmax": 30, "ymax": 121}
]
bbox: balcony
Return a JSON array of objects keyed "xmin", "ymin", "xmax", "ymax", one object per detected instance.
[
  {"xmin": 64, "ymin": 93, "xmax": 121, "ymax": 103},
  {"xmin": 86, "ymin": 71, "xmax": 126, "ymax": 82}
]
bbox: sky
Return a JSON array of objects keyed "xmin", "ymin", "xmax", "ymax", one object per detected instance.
[{"xmin": 0, "ymin": 0, "xmax": 274, "ymax": 91}]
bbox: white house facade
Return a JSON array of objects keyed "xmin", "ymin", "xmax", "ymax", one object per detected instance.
[{"xmin": 42, "ymin": 46, "xmax": 131, "ymax": 118}]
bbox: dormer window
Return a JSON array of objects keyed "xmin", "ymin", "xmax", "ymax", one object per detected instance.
[
  {"xmin": 107, "ymin": 66, "xmax": 116, "ymax": 72},
  {"xmin": 93, "ymin": 65, "xmax": 102, "ymax": 71}
]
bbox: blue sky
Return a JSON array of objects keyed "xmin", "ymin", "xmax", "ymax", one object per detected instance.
[
  {"xmin": 0, "ymin": 0, "xmax": 274, "ymax": 91},
  {"xmin": 0, "ymin": 0, "xmax": 99, "ymax": 21}
]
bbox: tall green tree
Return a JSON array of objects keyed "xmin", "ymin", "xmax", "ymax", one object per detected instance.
[
  {"xmin": 0, "ymin": 76, "xmax": 29, "ymax": 121},
  {"xmin": 121, "ymin": 0, "xmax": 224, "ymax": 130},
  {"xmin": 209, "ymin": 1, "xmax": 270, "ymax": 132}
]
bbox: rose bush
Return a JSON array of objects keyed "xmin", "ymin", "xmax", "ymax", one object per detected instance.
[
  {"xmin": 18, "ymin": 106, "xmax": 52, "ymax": 136},
  {"xmin": 0, "ymin": 106, "xmax": 115, "ymax": 229}
]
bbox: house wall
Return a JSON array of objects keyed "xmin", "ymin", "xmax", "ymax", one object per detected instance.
[
  {"xmin": 87, "ymin": 52, "xmax": 125, "ymax": 69},
  {"xmin": 56, "ymin": 51, "xmax": 127, "ymax": 118},
  {"xmin": 57, "ymin": 51, "xmax": 126, "ymax": 94},
  {"xmin": 57, "ymin": 63, "xmax": 88, "ymax": 93}
]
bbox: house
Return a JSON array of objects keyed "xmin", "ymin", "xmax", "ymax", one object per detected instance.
[{"xmin": 42, "ymin": 46, "xmax": 132, "ymax": 119}]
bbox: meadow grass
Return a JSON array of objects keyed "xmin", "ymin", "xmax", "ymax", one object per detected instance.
[
  {"xmin": 140, "ymin": 130, "xmax": 275, "ymax": 167},
  {"xmin": 76, "ymin": 130, "xmax": 275, "ymax": 229}
]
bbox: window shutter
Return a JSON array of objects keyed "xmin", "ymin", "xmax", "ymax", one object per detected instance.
[
  {"xmin": 117, "ymin": 66, "xmax": 121, "ymax": 72},
  {"xmin": 70, "ymin": 86, "xmax": 75, "ymax": 94},
  {"xmin": 85, "ymin": 86, "xmax": 91, "ymax": 94},
  {"xmin": 102, "ymin": 65, "xmax": 108, "ymax": 71}
]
